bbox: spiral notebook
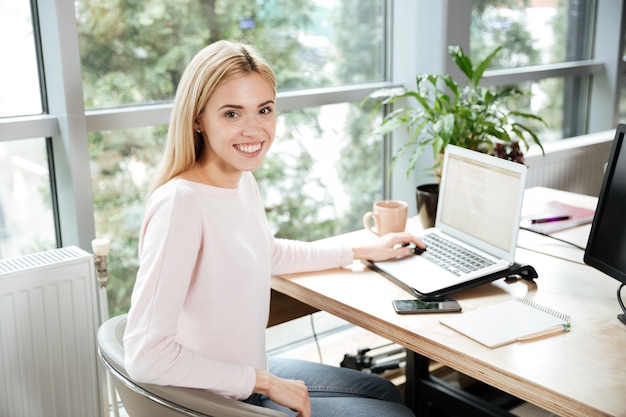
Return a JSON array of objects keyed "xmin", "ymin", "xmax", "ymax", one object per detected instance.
[{"xmin": 440, "ymin": 297, "xmax": 571, "ymax": 348}]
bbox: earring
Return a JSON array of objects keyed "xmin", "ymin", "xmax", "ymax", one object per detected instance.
[{"xmin": 195, "ymin": 129, "xmax": 201, "ymax": 133}]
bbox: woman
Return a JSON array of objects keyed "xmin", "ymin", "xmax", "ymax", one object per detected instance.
[{"xmin": 124, "ymin": 40, "xmax": 422, "ymax": 417}]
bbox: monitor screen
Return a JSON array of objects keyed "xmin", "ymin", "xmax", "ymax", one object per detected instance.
[{"xmin": 584, "ymin": 124, "xmax": 626, "ymax": 284}]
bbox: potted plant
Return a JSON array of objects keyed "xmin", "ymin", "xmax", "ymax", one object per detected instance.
[{"xmin": 363, "ymin": 45, "xmax": 547, "ymax": 227}]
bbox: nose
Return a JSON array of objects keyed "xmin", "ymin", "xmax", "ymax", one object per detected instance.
[
  {"xmin": 241, "ymin": 116, "xmax": 261, "ymax": 138},
  {"xmin": 241, "ymin": 128, "xmax": 259, "ymax": 138}
]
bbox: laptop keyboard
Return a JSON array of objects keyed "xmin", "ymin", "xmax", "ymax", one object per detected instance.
[{"xmin": 420, "ymin": 233, "xmax": 496, "ymax": 276}]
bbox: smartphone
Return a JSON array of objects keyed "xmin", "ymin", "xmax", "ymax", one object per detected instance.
[{"xmin": 392, "ymin": 298, "xmax": 461, "ymax": 314}]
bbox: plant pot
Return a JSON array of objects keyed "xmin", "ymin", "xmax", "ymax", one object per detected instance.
[{"xmin": 415, "ymin": 183, "xmax": 439, "ymax": 229}]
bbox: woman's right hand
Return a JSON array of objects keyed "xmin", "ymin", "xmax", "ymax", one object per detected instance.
[{"xmin": 254, "ymin": 369, "xmax": 311, "ymax": 417}]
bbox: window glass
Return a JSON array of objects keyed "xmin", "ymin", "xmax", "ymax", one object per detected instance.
[
  {"xmin": 0, "ymin": 139, "xmax": 56, "ymax": 259},
  {"xmin": 471, "ymin": 0, "xmax": 593, "ymax": 68},
  {"xmin": 90, "ymin": 103, "xmax": 382, "ymax": 316},
  {"xmin": 89, "ymin": 125, "xmax": 165, "ymax": 314},
  {"xmin": 76, "ymin": 0, "xmax": 385, "ymax": 109},
  {"xmin": 511, "ymin": 77, "xmax": 565, "ymax": 143},
  {"xmin": 260, "ymin": 103, "xmax": 383, "ymax": 241},
  {"xmin": 0, "ymin": 1, "xmax": 41, "ymax": 117}
]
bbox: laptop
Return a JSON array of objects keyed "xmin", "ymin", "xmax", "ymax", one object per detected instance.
[{"xmin": 367, "ymin": 145, "xmax": 527, "ymax": 298}]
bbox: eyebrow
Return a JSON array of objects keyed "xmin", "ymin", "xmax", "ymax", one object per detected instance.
[{"xmin": 217, "ymin": 100, "xmax": 275, "ymax": 111}]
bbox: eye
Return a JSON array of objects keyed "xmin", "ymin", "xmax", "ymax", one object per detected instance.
[
  {"xmin": 224, "ymin": 111, "xmax": 239, "ymax": 118},
  {"xmin": 259, "ymin": 106, "xmax": 273, "ymax": 115}
]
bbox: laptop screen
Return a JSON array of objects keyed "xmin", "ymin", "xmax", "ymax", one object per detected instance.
[{"xmin": 437, "ymin": 146, "xmax": 527, "ymax": 258}]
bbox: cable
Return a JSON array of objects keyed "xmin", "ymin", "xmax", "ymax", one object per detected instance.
[
  {"xmin": 617, "ymin": 284, "xmax": 626, "ymax": 325},
  {"xmin": 309, "ymin": 314, "xmax": 324, "ymax": 363},
  {"xmin": 519, "ymin": 226, "xmax": 586, "ymax": 251}
]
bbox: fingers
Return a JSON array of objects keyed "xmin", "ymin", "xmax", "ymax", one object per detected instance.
[
  {"xmin": 254, "ymin": 370, "xmax": 311, "ymax": 417},
  {"xmin": 271, "ymin": 377, "xmax": 311, "ymax": 417},
  {"xmin": 380, "ymin": 233, "xmax": 425, "ymax": 259},
  {"xmin": 352, "ymin": 232, "xmax": 426, "ymax": 261},
  {"xmin": 386, "ymin": 232, "xmax": 426, "ymax": 249}
]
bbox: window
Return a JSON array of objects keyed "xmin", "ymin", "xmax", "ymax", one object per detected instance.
[
  {"xmin": 0, "ymin": 1, "xmax": 55, "ymax": 259},
  {"xmin": 471, "ymin": 0, "xmax": 594, "ymax": 67},
  {"xmin": 0, "ymin": 139, "xmax": 55, "ymax": 259},
  {"xmin": 471, "ymin": 0, "xmax": 596, "ymax": 141}
]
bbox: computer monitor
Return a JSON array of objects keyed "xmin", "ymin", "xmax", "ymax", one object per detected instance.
[{"xmin": 584, "ymin": 123, "xmax": 626, "ymax": 325}]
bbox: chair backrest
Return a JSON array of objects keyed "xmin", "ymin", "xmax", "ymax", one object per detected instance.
[{"xmin": 97, "ymin": 314, "xmax": 287, "ymax": 417}]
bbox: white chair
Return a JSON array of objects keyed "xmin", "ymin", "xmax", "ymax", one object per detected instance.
[{"xmin": 97, "ymin": 314, "xmax": 287, "ymax": 417}]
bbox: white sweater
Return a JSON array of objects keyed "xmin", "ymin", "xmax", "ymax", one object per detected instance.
[{"xmin": 124, "ymin": 172, "xmax": 353, "ymax": 399}]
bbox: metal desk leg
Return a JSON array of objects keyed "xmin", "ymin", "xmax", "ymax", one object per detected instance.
[{"xmin": 404, "ymin": 350, "xmax": 519, "ymax": 417}]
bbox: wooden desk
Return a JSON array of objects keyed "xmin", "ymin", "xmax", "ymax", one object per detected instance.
[
  {"xmin": 271, "ymin": 188, "xmax": 626, "ymax": 417},
  {"xmin": 268, "ymin": 289, "xmax": 319, "ymax": 327}
]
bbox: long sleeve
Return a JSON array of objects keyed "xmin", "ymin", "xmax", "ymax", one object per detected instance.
[{"xmin": 270, "ymin": 237, "xmax": 354, "ymax": 276}]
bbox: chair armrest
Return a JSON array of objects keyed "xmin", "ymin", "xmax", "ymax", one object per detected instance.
[{"xmin": 142, "ymin": 382, "xmax": 285, "ymax": 417}]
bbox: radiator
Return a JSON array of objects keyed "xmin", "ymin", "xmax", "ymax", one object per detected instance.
[
  {"xmin": 0, "ymin": 246, "xmax": 106, "ymax": 417},
  {"xmin": 524, "ymin": 130, "xmax": 614, "ymax": 197}
]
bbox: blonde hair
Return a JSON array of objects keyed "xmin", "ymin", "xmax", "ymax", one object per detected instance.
[{"xmin": 149, "ymin": 40, "xmax": 277, "ymax": 195}]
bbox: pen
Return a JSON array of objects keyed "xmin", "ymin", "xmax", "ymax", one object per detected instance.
[
  {"xmin": 530, "ymin": 215, "xmax": 571, "ymax": 224},
  {"xmin": 517, "ymin": 323, "xmax": 571, "ymax": 342}
]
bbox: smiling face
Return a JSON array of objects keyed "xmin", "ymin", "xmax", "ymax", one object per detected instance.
[{"xmin": 192, "ymin": 72, "xmax": 276, "ymax": 187}]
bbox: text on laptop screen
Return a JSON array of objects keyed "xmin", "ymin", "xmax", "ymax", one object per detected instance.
[{"xmin": 439, "ymin": 153, "xmax": 523, "ymax": 252}]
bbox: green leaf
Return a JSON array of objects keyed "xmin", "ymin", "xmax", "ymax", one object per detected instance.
[
  {"xmin": 448, "ymin": 45, "xmax": 473, "ymax": 81},
  {"xmin": 512, "ymin": 122, "xmax": 545, "ymax": 154},
  {"xmin": 473, "ymin": 45, "xmax": 503, "ymax": 86},
  {"xmin": 440, "ymin": 74, "xmax": 459, "ymax": 98},
  {"xmin": 509, "ymin": 110, "xmax": 549, "ymax": 126}
]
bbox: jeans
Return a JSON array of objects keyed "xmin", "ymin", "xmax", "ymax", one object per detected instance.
[{"xmin": 244, "ymin": 358, "xmax": 415, "ymax": 417}]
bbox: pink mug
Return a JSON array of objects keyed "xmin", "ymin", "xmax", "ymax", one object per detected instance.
[{"xmin": 362, "ymin": 200, "xmax": 408, "ymax": 236}]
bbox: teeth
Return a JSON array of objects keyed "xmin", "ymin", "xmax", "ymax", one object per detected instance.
[{"xmin": 235, "ymin": 143, "xmax": 262, "ymax": 154}]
